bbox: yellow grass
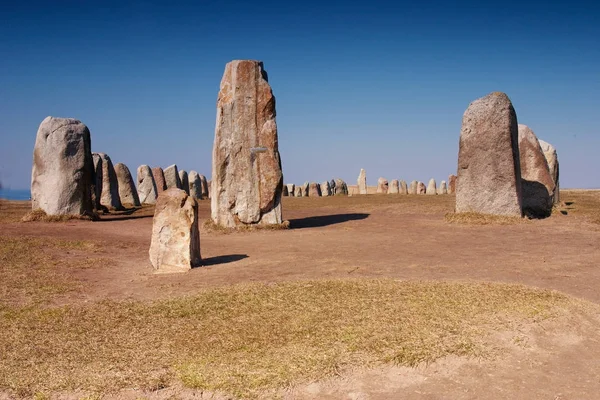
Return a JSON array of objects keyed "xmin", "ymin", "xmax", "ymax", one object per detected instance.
[
  {"xmin": 444, "ymin": 212, "xmax": 527, "ymax": 225},
  {"xmin": 203, "ymin": 218, "xmax": 290, "ymax": 234}
]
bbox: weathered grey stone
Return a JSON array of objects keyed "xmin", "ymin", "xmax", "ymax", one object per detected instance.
[
  {"xmin": 302, "ymin": 182, "xmax": 310, "ymax": 197},
  {"xmin": 376, "ymin": 177, "xmax": 389, "ymax": 194},
  {"xmin": 308, "ymin": 182, "xmax": 321, "ymax": 197},
  {"xmin": 448, "ymin": 174, "xmax": 457, "ymax": 194},
  {"xmin": 93, "ymin": 153, "xmax": 123, "ymax": 210},
  {"xmin": 282, "ymin": 185, "xmax": 289, "ymax": 196},
  {"xmin": 294, "ymin": 186, "xmax": 303, "ymax": 197},
  {"xmin": 438, "ymin": 181, "xmax": 448, "ymax": 195},
  {"xmin": 286, "ymin": 183, "xmax": 295, "ymax": 197},
  {"xmin": 388, "ymin": 179, "xmax": 399, "ymax": 194},
  {"xmin": 188, "ymin": 171, "xmax": 203, "ymax": 200},
  {"xmin": 31, "ymin": 116, "xmax": 94, "ymax": 216},
  {"xmin": 149, "ymin": 188, "xmax": 201, "ymax": 273},
  {"xmin": 417, "ymin": 181, "xmax": 426, "ymax": 194},
  {"xmin": 357, "ymin": 169, "xmax": 367, "ymax": 195},
  {"xmin": 320, "ymin": 181, "xmax": 331, "ymax": 197},
  {"xmin": 399, "ymin": 180, "xmax": 408, "ymax": 195},
  {"xmin": 211, "ymin": 60, "xmax": 283, "ymax": 227},
  {"xmin": 114, "ymin": 162, "xmax": 140, "ymax": 206},
  {"xmin": 164, "ymin": 164, "xmax": 181, "ymax": 189},
  {"xmin": 179, "ymin": 170, "xmax": 190, "ymax": 195},
  {"xmin": 409, "ymin": 180, "xmax": 418, "ymax": 195},
  {"xmin": 199, "ymin": 175, "xmax": 209, "ymax": 199},
  {"xmin": 333, "ymin": 178, "xmax": 348, "ymax": 196},
  {"xmin": 137, "ymin": 165, "xmax": 158, "ymax": 205},
  {"xmin": 518, "ymin": 124, "xmax": 555, "ymax": 218},
  {"xmin": 152, "ymin": 167, "xmax": 167, "ymax": 194},
  {"xmin": 456, "ymin": 92, "xmax": 522, "ymax": 216},
  {"xmin": 539, "ymin": 139, "xmax": 560, "ymax": 204},
  {"xmin": 426, "ymin": 179, "xmax": 437, "ymax": 195}
]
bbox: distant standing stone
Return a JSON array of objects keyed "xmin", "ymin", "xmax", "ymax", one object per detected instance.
[
  {"xmin": 137, "ymin": 165, "xmax": 158, "ymax": 205},
  {"xmin": 417, "ymin": 181, "xmax": 426, "ymax": 194},
  {"xmin": 149, "ymin": 188, "xmax": 201, "ymax": 273},
  {"xmin": 114, "ymin": 162, "xmax": 141, "ymax": 206},
  {"xmin": 334, "ymin": 178, "xmax": 348, "ymax": 196},
  {"xmin": 308, "ymin": 182, "xmax": 321, "ymax": 197},
  {"xmin": 539, "ymin": 139, "xmax": 560, "ymax": 204},
  {"xmin": 330, "ymin": 179, "xmax": 336, "ymax": 193},
  {"xmin": 438, "ymin": 181, "xmax": 448, "ymax": 195},
  {"xmin": 294, "ymin": 186, "xmax": 303, "ymax": 197},
  {"xmin": 409, "ymin": 180, "xmax": 418, "ymax": 195},
  {"xmin": 388, "ymin": 179, "xmax": 399, "ymax": 194},
  {"xmin": 448, "ymin": 174, "xmax": 457, "ymax": 194},
  {"xmin": 152, "ymin": 167, "xmax": 167, "ymax": 194},
  {"xmin": 179, "ymin": 170, "xmax": 190, "ymax": 195},
  {"xmin": 456, "ymin": 92, "xmax": 522, "ymax": 216},
  {"xmin": 199, "ymin": 175, "xmax": 209, "ymax": 199},
  {"xmin": 321, "ymin": 181, "xmax": 331, "ymax": 196},
  {"xmin": 188, "ymin": 170, "xmax": 203, "ymax": 200},
  {"xmin": 286, "ymin": 183, "xmax": 296, "ymax": 197},
  {"xmin": 426, "ymin": 179, "xmax": 437, "ymax": 195},
  {"xmin": 399, "ymin": 180, "xmax": 408, "ymax": 195},
  {"xmin": 357, "ymin": 169, "xmax": 367, "ymax": 195},
  {"xmin": 93, "ymin": 153, "xmax": 123, "ymax": 210},
  {"xmin": 518, "ymin": 124, "xmax": 555, "ymax": 218},
  {"xmin": 164, "ymin": 164, "xmax": 181, "ymax": 189},
  {"xmin": 302, "ymin": 182, "xmax": 310, "ymax": 197},
  {"xmin": 282, "ymin": 185, "xmax": 289, "ymax": 196},
  {"xmin": 377, "ymin": 177, "xmax": 389, "ymax": 194},
  {"xmin": 31, "ymin": 116, "xmax": 94, "ymax": 217}
]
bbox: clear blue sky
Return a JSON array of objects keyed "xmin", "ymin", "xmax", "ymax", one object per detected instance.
[{"xmin": 1, "ymin": 0, "xmax": 598, "ymax": 190}]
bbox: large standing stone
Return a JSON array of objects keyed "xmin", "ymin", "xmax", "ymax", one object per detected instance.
[
  {"xmin": 426, "ymin": 179, "xmax": 437, "ymax": 195},
  {"xmin": 409, "ymin": 180, "xmax": 418, "ymax": 195},
  {"xmin": 188, "ymin": 171, "xmax": 203, "ymax": 200},
  {"xmin": 308, "ymin": 182, "xmax": 321, "ymax": 197},
  {"xmin": 152, "ymin": 167, "xmax": 167, "ymax": 194},
  {"xmin": 399, "ymin": 180, "xmax": 408, "ymax": 195},
  {"xmin": 320, "ymin": 181, "xmax": 331, "ymax": 197},
  {"xmin": 334, "ymin": 179, "xmax": 348, "ymax": 196},
  {"xmin": 199, "ymin": 175, "xmax": 209, "ymax": 199},
  {"xmin": 149, "ymin": 188, "xmax": 201, "ymax": 273},
  {"xmin": 137, "ymin": 165, "xmax": 158, "ymax": 205},
  {"xmin": 179, "ymin": 170, "xmax": 190, "ymax": 195},
  {"xmin": 294, "ymin": 186, "xmax": 303, "ymax": 197},
  {"xmin": 376, "ymin": 178, "xmax": 389, "ymax": 194},
  {"xmin": 93, "ymin": 153, "xmax": 123, "ymax": 210},
  {"xmin": 357, "ymin": 169, "xmax": 367, "ymax": 195},
  {"xmin": 539, "ymin": 139, "xmax": 560, "ymax": 204},
  {"xmin": 302, "ymin": 182, "xmax": 310, "ymax": 197},
  {"xmin": 448, "ymin": 174, "xmax": 457, "ymax": 195},
  {"xmin": 388, "ymin": 179, "xmax": 399, "ymax": 194},
  {"xmin": 114, "ymin": 162, "xmax": 141, "ymax": 207},
  {"xmin": 31, "ymin": 116, "xmax": 94, "ymax": 217},
  {"xmin": 417, "ymin": 181, "xmax": 426, "ymax": 194},
  {"xmin": 211, "ymin": 60, "xmax": 283, "ymax": 227},
  {"xmin": 164, "ymin": 164, "xmax": 181, "ymax": 189},
  {"xmin": 456, "ymin": 92, "xmax": 522, "ymax": 216},
  {"xmin": 286, "ymin": 183, "xmax": 296, "ymax": 197},
  {"xmin": 518, "ymin": 124, "xmax": 555, "ymax": 218},
  {"xmin": 438, "ymin": 181, "xmax": 448, "ymax": 195}
]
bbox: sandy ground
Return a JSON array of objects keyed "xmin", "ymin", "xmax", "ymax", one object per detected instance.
[{"xmin": 2, "ymin": 192, "xmax": 600, "ymax": 399}]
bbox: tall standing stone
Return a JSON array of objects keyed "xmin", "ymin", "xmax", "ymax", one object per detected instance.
[
  {"xmin": 31, "ymin": 117, "xmax": 94, "ymax": 217},
  {"xmin": 308, "ymin": 182, "xmax": 321, "ymax": 197},
  {"xmin": 399, "ymin": 180, "xmax": 408, "ymax": 195},
  {"xmin": 164, "ymin": 164, "xmax": 181, "ymax": 189},
  {"xmin": 388, "ymin": 179, "xmax": 400, "ymax": 194},
  {"xmin": 456, "ymin": 92, "xmax": 522, "ymax": 216},
  {"xmin": 448, "ymin": 174, "xmax": 457, "ymax": 195},
  {"xmin": 179, "ymin": 170, "xmax": 190, "ymax": 195},
  {"xmin": 518, "ymin": 124, "xmax": 555, "ymax": 218},
  {"xmin": 376, "ymin": 177, "xmax": 389, "ymax": 194},
  {"xmin": 149, "ymin": 188, "xmax": 201, "ymax": 273},
  {"xmin": 409, "ymin": 180, "xmax": 418, "ymax": 195},
  {"xmin": 539, "ymin": 139, "xmax": 560, "ymax": 204},
  {"xmin": 357, "ymin": 169, "xmax": 367, "ymax": 195},
  {"xmin": 438, "ymin": 181, "xmax": 448, "ymax": 195},
  {"xmin": 320, "ymin": 181, "xmax": 331, "ymax": 197},
  {"xmin": 211, "ymin": 60, "xmax": 283, "ymax": 227},
  {"xmin": 152, "ymin": 167, "xmax": 167, "ymax": 194},
  {"xmin": 114, "ymin": 162, "xmax": 141, "ymax": 206},
  {"xmin": 93, "ymin": 153, "xmax": 123, "ymax": 210},
  {"xmin": 137, "ymin": 165, "xmax": 158, "ymax": 205},
  {"xmin": 188, "ymin": 171, "xmax": 203, "ymax": 200},
  {"xmin": 417, "ymin": 181, "xmax": 426, "ymax": 194},
  {"xmin": 286, "ymin": 183, "xmax": 296, "ymax": 197},
  {"xmin": 199, "ymin": 175, "xmax": 209, "ymax": 199},
  {"xmin": 426, "ymin": 179, "xmax": 437, "ymax": 195}
]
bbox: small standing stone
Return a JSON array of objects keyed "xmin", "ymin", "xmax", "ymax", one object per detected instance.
[
  {"xmin": 152, "ymin": 167, "xmax": 167, "ymax": 194},
  {"xmin": 357, "ymin": 169, "xmax": 367, "ymax": 195},
  {"xmin": 399, "ymin": 180, "xmax": 408, "ymax": 195},
  {"xmin": 302, "ymin": 182, "xmax": 310, "ymax": 197},
  {"xmin": 334, "ymin": 179, "xmax": 348, "ymax": 196},
  {"xmin": 179, "ymin": 170, "xmax": 190, "ymax": 195},
  {"xmin": 320, "ymin": 181, "xmax": 331, "ymax": 196},
  {"xmin": 114, "ymin": 162, "xmax": 141, "ymax": 206},
  {"xmin": 308, "ymin": 182, "xmax": 321, "ymax": 197},
  {"xmin": 188, "ymin": 171, "xmax": 203, "ymax": 200},
  {"xmin": 426, "ymin": 179, "xmax": 437, "ymax": 195},
  {"xmin": 409, "ymin": 180, "xmax": 418, "ymax": 195},
  {"xmin": 438, "ymin": 181, "xmax": 448, "ymax": 195},
  {"xmin": 199, "ymin": 175, "xmax": 209, "ymax": 199},
  {"xmin": 137, "ymin": 165, "xmax": 158, "ymax": 205},
  {"xmin": 164, "ymin": 164, "xmax": 181, "ymax": 189},
  {"xmin": 417, "ymin": 181, "xmax": 426, "ymax": 194},
  {"xmin": 448, "ymin": 174, "xmax": 457, "ymax": 195},
  {"xmin": 388, "ymin": 179, "xmax": 400, "ymax": 194},
  {"xmin": 377, "ymin": 177, "xmax": 389, "ymax": 194},
  {"xmin": 286, "ymin": 183, "xmax": 296, "ymax": 197},
  {"xmin": 282, "ymin": 185, "xmax": 289, "ymax": 196},
  {"xmin": 93, "ymin": 153, "xmax": 123, "ymax": 210},
  {"xmin": 294, "ymin": 186, "xmax": 303, "ymax": 197}
]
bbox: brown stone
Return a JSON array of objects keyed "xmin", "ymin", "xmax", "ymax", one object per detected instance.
[
  {"xmin": 448, "ymin": 174, "xmax": 457, "ymax": 194},
  {"xmin": 152, "ymin": 167, "xmax": 167, "ymax": 194},
  {"xmin": 308, "ymin": 182, "xmax": 321, "ymax": 197}
]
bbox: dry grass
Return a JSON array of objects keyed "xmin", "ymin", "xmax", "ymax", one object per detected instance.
[
  {"xmin": 560, "ymin": 190, "xmax": 600, "ymax": 224},
  {"xmin": 0, "ymin": 279, "xmax": 584, "ymax": 398},
  {"xmin": 203, "ymin": 218, "xmax": 290, "ymax": 234},
  {"xmin": 0, "ymin": 200, "xmax": 30, "ymax": 223},
  {"xmin": 21, "ymin": 208, "xmax": 98, "ymax": 222},
  {"xmin": 445, "ymin": 212, "xmax": 528, "ymax": 225}
]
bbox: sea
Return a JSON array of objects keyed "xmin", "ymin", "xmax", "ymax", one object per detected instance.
[{"xmin": 0, "ymin": 188, "xmax": 31, "ymax": 201}]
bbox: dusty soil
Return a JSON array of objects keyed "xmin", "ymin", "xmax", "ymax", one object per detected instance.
[{"xmin": 1, "ymin": 191, "xmax": 600, "ymax": 399}]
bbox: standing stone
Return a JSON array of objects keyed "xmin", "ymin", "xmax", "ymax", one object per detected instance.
[
  {"xmin": 320, "ymin": 181, "xmax": 331, "ymax": 197},
  {"xmin": 388, "ymin": 179, "xmax": 399, "ymax": 194},
  {"xmin": 188, "ymin": 171, "xmax": 203, "ymax": 200},
  {"xmin": 207, "ymin": 180, "xmax": 212, "ymax": 199},
  {"xmin": 211, "ymin": 60, "xmax": 283, "ymax": 227},
  {"xmin": 456, "ymin": 92, "xmax": 522, "ymax": 216},
  {"xmin": 333, "ymin": 179, "xmax": 348, "ymax": 196},
  {"xmin": 31, "ymin": 116, "xmax": 94, "ymax": 216},
  {"xmin": 199, "ymin": 175, "xmax": 209, "ymax": 199},
  {"xmin": 179, "ymin": 170, "xmax": 190, "ymax": 195},
  {"xmin": 426, "ymin": 179, "xmax": 437, "ymax": 195},
  {"xmin": 518, "ymin": 124, "xmax": 555, "ymax": 218},
  {"xmin": 409, "ymin": 180, "xmax": 418, "ymax": 195},
  {"xmin": 302, "ymin": 182, "xmax": 310, "ymax": 197},
  {"xmin": 399, "ymin": 180, "xmax": 408, "ymax": 195},
  {"xmin": 282, "ymin": 185, "xmax": 289, "ymax": 196},
  {"xmin": 357, "ymin": 169, "xmax": 367, "ymax": 195},
  {"xmin": 149, "ymin": 188, "xmax": 201, "ymax": 273},
  {"xmin": 114, "ymin": 162, "xmax": 141, "ymax": 207},
  {"xmin": 294, "ymin": 186, "xmax": 303, "ymax": 197},
  {"xmin": 448, "ymin": 174, "xmax": 457, "ymax": 195},
  {"xmin": 376, "ymin": 178, "xmax": 389, "ymax": 194},
  {"xmin": 330, "ymin": 179, "xmax": 336, "ymax": 193},
  {"xmin": 164, "ymin": 164, "xmax": 181, "ymax": 189},
  {"xmin": 286, "ymin": 183, "xmax": 296, "ymax": 197},
  {"xmin": 308, "ymin": 182, "xmax": 321, "ymax": 197},
  {"xmin": 438, "ymin": 181, "xmax": 448, "ymax": 195},
  {"xmin": 539, "ymin": 139, "xmax": 560, "ymax": 204},
  {"xmin": 417, "ymin": 181, "xmax": 426, "ymax": 194},
  {"xmin": 93, "ymin": 153, "xmax": 123, "ymax": 210},
  {"xmin": 137, "ymin": 165, "xmax": 158, "ymax": 205},
  {"xmin": 152, "ymin": 167, "xmax": 167, "ymax": 194}
]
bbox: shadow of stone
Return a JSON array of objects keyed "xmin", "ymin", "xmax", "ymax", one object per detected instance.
[
  {"xmin": 201, "ymin": 254, "xmax": 249, "ymax": 266},
  {"xmin": 289, "ymin": 213, "xmax": 369, "ymax": 229},
  {"xmin": 522, "ymin": 180, "xmax": 553, "ymax": 219}
]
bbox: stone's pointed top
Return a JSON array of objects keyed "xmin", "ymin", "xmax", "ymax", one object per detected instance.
[{"xmin": 538, "ymin": 139, "xmax": 556, "ymax": 153}]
